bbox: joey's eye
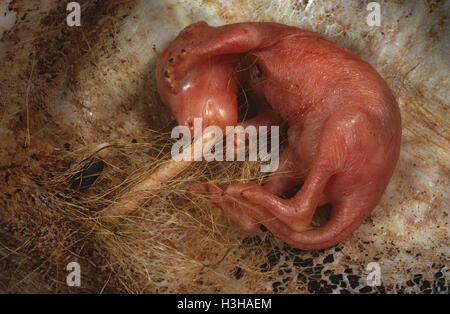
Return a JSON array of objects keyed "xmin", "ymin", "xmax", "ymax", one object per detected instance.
[{"xmin": 255, "ymin": 64, "xmax": 263, "ymax": 78}]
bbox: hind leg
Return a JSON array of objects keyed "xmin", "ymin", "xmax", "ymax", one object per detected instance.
[
  {"xmin": 233, "ymin": 196, "xmax": 366, "ymax": 250},
  {"xmin": 226, "ymin": 160, "xmax": 334, "ymax": 232},
  {"xmin": 225, "ymin": 110, "xmax": 353, "ymax": 232},
  {"xmin": 227, "ymin": 107, "xmax": 376, "ymax": 235},
  {"xmin": 190, "ymin": 144, "xmax": 304, "ymax": 230},
  {"xmin": 192, "ymin": 116, "xmax": 329, "ymax": 233}
]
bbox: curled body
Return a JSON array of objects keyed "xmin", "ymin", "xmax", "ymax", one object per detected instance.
[{"xmin": 155, "ymin": 22, "xmax": 401, "ymax": 250}]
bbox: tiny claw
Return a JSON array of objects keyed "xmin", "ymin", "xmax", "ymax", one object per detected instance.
[
  {"xmin": 162, "ymin": 58, "xmax": 182, "ymax": 94},
  {"xmin": 163, "ymin": 75, "xmax": 179, "ymax": 94},
  {"xmin": 240, "ymin": 187, "xmax": 258, "ymax": 200},
  {"xmin": 224, "ymin": 185, "xmax": 257, "ymax": 201},
  {"xmin": 189, "ymin": 182, "xmax": 224, "ymax": 196},
  {"xmin": 168, "ymin": 86, "xmax": 179, "ymax": 95}
]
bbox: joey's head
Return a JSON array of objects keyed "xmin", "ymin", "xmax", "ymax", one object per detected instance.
[{"xmin": 156, "ymin": 54, "xmax": 238, "ymax": 134}]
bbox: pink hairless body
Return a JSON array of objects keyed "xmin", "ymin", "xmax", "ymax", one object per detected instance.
[{"xmin": 156, "ymin": 22, "xmax": 401, "ymax": 250}]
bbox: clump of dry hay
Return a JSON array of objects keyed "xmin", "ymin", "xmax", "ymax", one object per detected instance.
[{"xmin": 1, "ymin": 125, "xmax": 288, "ymax": 293}]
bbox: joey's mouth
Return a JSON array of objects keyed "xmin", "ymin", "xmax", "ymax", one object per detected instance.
[
  {"xmin": 185, "ymin": 118, "xmax": 194, "ymax": 129},
  {"xmin": 186, "ymin": 119, "xmax": 194, "ymax": 133}
]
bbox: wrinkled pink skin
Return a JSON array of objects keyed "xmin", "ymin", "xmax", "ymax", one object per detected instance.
[{"xmin": 155, "ymin": 22, "xmax": 401, "ymax": 250}]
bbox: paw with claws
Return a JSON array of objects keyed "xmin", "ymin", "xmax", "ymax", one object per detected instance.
[
  {"xmin": 160, "ymin": 21, "xmax": 211, "ymax": 94},
  {"xmin": 162, "ymin": 49, "xmax": 188, "ymax": 94}
]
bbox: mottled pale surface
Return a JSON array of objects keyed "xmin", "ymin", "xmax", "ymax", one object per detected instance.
[
  {"xmin": 0, "ymin": 0, "xmax": 448, "ymax": 293},
  {"xmin": 0, "ymin": 0, "xmax": 16, "ymax": 40}
]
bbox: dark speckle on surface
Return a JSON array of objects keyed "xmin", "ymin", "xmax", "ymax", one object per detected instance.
[
  {"xmin": 420, "ymin": 280, "xmax": 431, "ymax": 291},
  {"xmin": 323, "ymin": 254, "xmax": 334, "ymax": 264},
  {"xmin": 413, "ymin": 274, "xmax": 423, "ymax": 284},
  {"xmin": 330, "ymin": 274, "xmax": 343, "ymax": 284},
  {"xmin": 347, "ymin": 275, "xmax": 361, "ymax": 289},
  {"xmin": 359, "ymin": 286, "xmax": 373, "ymax": 293},
  {"xmin": 293, "ymin": 257, "xmax": 313, "ymax": 268},
  {"xmin": 314, "ymin": 265, "xmax": 324, "ymax": 273},
  {"xmin": 266, "ymin": 250, "xmax": 281, "ymax": 269},
  {"xmin": 272, "ymin": 281, "xmax": 282, "ymax": 289},
  {"xmin": 293, "ymin": 256, "xmax": 302, "ymax": 267},
  {"xmin": 376, "ymin": 285, "xmax": 386, "ymax": 294},
  {"xmin": 290, "ymin": 248, "xmax": 305, "ymax": 255},
  {"xmin": 233, "ymin": 266, "xmax": 243, "ymax": 280},
  {"xmin": 242, "ymin": 235, "xmax": 262, "ymax": 246},
  {"xmin": 259, "ymin": 263, "xmax": 269, "ymax": 272},
  {"xmin": 262, "ymin": 244, "xmax": 446, "ymax": 294},
  {"xmin": 307, "ymin": 280, "xmax": 320, "ymax": 293},
  {"xmin": 32, "ymin": 177, "xmax": 43, "ymax": 187},
  {"xmin": 297, "ymin": 273, "xmax": 307, "ymax": 284},
  {"xmin": 70, "ymin": 160, "xmax": 104, "ymax": 190}
]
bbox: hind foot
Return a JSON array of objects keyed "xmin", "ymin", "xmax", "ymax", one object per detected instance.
[
  {"xmin": 190, "ymin": 182, "xmax": 261, "ymax": 232},
  {"xmin": 225, "ymin": 183, "xmax": 313, "ymax": 232}
]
